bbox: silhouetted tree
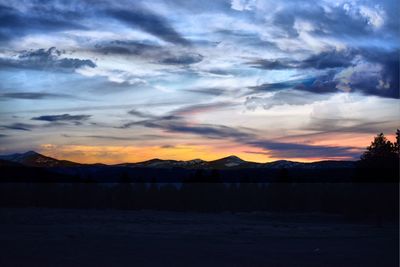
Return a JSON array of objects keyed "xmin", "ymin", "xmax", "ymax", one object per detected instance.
[
  {"xmin": 358, "ymin": 132, "xmax": 398, "ymax": 181},
  {"xmin": 355, "ymin": 132, "xmax": 399, "ymax": 224},
  {"xmin": 394, "ymin": 129, "xmax": 400, "ymax": 157},
  {"xmin": 360, "ymin": 133, "xmax": 396, "ymax": 163}
]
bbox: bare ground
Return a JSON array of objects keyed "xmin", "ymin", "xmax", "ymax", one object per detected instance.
[{"xmin": 0, "ymin": 208, "xmax": 398, "ymax": 267}]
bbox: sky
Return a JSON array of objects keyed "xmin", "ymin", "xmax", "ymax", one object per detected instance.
[{"xmin": 0, "ymin": 0, "xmax": 399, "ymax": 164}]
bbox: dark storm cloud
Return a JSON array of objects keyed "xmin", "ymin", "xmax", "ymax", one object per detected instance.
[
  {"xmin": 109, "ymin": 8, "xmax": 190, "ymax": 46},
  {"xmin": 249, "ymin": 80, "xmax": 295, "ymax": 91},
  {"xmin": 0, "ymin": 47, "xmax": 96, "ymax": 71},
  {"xmin": 31, "ymin": 114, "xmax": 91, "ymax": 122},
  {"xmin": 0, "ymin": 4, "xmax": 85, "ymax": 42},
  {"xmin": 0, "ymin": 92, "xmax": 74, "ymax": 100},
  {"xmin": 301, "ymin": 50, "xmax": 355, "ymax": 69},
  {"xmin": 249, "ymin": 48, "xmax": 399, "ymax": 99},
  {"xmin": 294, "ymin": 72, "xmax": 338, "ymax": 94},
  {"xmin": 249, "ymin": 50, "xmax": 355, "ymax": 70},
  {"xmin": 248, "ymin": 78, "xmax": 327, "ymax": 93},
  {"xmin": 352, "ymin": 49, "xmax": 400, "ymax": 99}
]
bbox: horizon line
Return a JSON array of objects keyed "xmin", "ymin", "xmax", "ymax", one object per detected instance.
[{"xmin": 0, "ymin": 150, "xmax": 358, "ymax": 165}]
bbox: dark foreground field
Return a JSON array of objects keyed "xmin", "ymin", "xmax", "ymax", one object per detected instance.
[{"xmin": 0, "ymin": 208, "xmax": 398, "ymax": 267}]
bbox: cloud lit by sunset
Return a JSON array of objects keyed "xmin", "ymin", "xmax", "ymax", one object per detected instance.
[{"xmin": 0, "ymin": 0, "xmax": 398, "ymax": 163}]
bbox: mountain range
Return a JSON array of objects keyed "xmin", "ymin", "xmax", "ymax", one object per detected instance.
[{"xmin": 0, "ymin": 151, "xmax": 355, "ymax": 170}]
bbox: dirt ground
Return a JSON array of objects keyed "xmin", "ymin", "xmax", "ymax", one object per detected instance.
[{"xmin": 0, "ymin": 208, "xmax": 398, "ymax": 267}]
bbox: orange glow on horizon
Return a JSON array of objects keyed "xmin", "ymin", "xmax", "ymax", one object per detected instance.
[
  {"xmin": 38, "ymin": 141, "xmax": 365, "ymax": 164},
  {"xmin": 39, "ymin": 144, "xmax": 274, "ymax": 164}
]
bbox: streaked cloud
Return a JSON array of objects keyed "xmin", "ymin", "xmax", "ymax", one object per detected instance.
[
  {"xmin": 31, "ymin": 114, "xmax": 91, "ymax": 122},
  {"xmin": 0, "ymin": 92, "xmax": 74, "ymax": 100},
  {"xmin": 0, "ymin": 0, "xmax": 398, "ymax": 162}
]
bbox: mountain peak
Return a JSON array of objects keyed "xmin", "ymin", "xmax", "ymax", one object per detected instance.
[
  {"xmin": 222, "ymin": 155, "xmax": 243, "ymax": 161},
  {"xmin": 207, "ymin": 155, "xmax": 247, "ymax": 168},
  {"xmin": 22, "ymin": 150, "xmax": 40, "ymax": 157},
  {"xmin": 0, "ymin": 150, "xmax": 80, "ymax": 167}
]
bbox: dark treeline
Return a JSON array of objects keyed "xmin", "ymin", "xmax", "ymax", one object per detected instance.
[
  {"xmin": 0, "ymin": 132, "xmax": 398, "ymax": 222},
  {"xmin": 0, "ymin": 181, "xmax": 398, "ymax": 222}
]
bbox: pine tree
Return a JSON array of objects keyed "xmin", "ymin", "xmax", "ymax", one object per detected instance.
[
  {"xmin": 394, "ymin": 129, "xmax": 400, "ymax": 157},
  {"xmin": 360, "ymin": 133, "xmax": 395, "ymax": 162},
  {"xmin": 358, "ymin": 132, "xmax": 398, "ymax": 182}
]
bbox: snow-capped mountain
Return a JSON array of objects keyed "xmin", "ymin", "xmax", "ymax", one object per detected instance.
[
  {"xmin": 118, "ymin": 158, "xmax": 208, "ymax": 168},
  {"xmin": 262, "ymin": 160, "xmax": 305, "ymax": 169},
  {"xmin": 207, "ymin": 155, "xmax": 255, "ymax": 168},
  {"xmin": 0, "ymin": 151, "xmax": 356, "ymax": 169},
  {"xmin": 0, "ymin": 151, "xmax": 80, "ymax": 167}
]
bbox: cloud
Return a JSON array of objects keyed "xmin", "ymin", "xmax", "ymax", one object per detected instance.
[
  {"xmin": 94, "ymin": 40, "xmax": 161, "ymax": 55},
  {"xmin": 127, "ymin": 109, "xmax": 156, "ymax": 119},
  {"xmin": 335, "ymin": 49, "xmax": 399, "ymax": 98},
  {"xmin": 0, "ymin": 0, "xmax": 397, "ymax": 161},
  {"xmin": 0, "ymin": 47, "xmax": 96, "ymax": 71},
  {"xmin": 0, "ymin": 92, "xmax": 74, "ymax": 100},
  {"xmin": 171, "ymin": 102, "xmax": 234, "ymax": 116},
  {"xmin": 120, "ymin": 114, "xmax": 359, "ymax": 159},
  {"xmin": 31, "ymin": 114, "xmax": 91, "ymax": 122},
  {"xmin": 249, "ymin": 75, "xmax": 338, "ymax": 95},
  {"xmin": 0, "ymin": 4, "xmax": 85, "ymax": 42},
  {"xmin": 300, "ymin": 50, "xmax": 355, "ymax": 69},
  {"xmin": 95, "ymin": 40, "xmax": 203, "ymax": 66},
  {"xmin": 0, "ymin": 123, "xmax": 34, "ymax": 131},
  {"xmin": 159, "ymin": 53, "xmax": 203, "ymax": 65},
  {"xmin": 144, "ymin": 120, "xmax": 251, "ymax": 140},
  {"xmin": 231, "ymin": 0, "xmax": 257, "ymax": 11},
  {"xmin": 245, "ymin": 90, "xmax": 329, "ymax": 110},
  {"xmin": 62, "ymin": 133, "xmax": 168, "ymax": 141},
  {"xmin": 262, "ymin": 1, "xmax": 390, "ymax": 39},
  {"xmin": 109, "ymin": 8, "xmax": 190, "ymax": 46},
  {"xmin": 248, "ymin": 58, "xmax": 295, "ymax": 70},
  {"xmin": 247, "ymin": 139, "xmax": 360, "ymax": 159},
  {"xmin": 184, "ymin": 87, "xmax": 227, "ymax": 96},
  {"xmin": 248, "ymin": 49, "xmax": 399, "ymax": 99},
  {"xmin": 249, "ymin": 50, "xmax": 355, "ymax": 70}
]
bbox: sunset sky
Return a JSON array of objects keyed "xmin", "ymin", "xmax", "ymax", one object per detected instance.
[{"xmin": 0, "ymin": 0, "xmax": 399, "ymax": 164}]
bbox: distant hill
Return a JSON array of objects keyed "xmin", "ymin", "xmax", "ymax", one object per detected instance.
[
  {"xmin": 0, "ymin": 151, "xmax": 356, "ymax": 170},
  {"xmin": 0, "ymin": 151, "xmax": 81, "ymax": 167},
  {"xmin": 0, "ymin": 151, "xmax": 360, "ymax": 182}
]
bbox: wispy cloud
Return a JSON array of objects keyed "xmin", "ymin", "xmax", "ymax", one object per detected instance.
[
  {"xmin": 108, "ymin": 8, "xmax": 190, "ymax": 46},
  {"xmin": 0, "ymin": 47, "xmax": 96, "ymax": 71},
  {"xmin": 31, "ymin": 114, "xmax": 91, "ymax": 122},
  {"xmin": 0, "ymin": 0, "xmax": 398, "ymax": 161},
  {"xmin": 0, "ymin": 4, "xmax": 85, "ymax": 42},
  {"xmin": 0, "ymin": 92, "xmax": 75, "ymax": 100}
]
